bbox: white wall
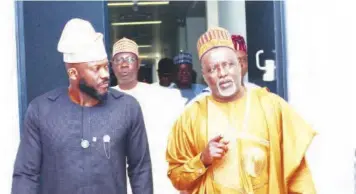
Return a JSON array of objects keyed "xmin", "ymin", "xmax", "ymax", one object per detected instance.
[
  {"xmin": 0, "ymin": 0, "xmax": 20, "ymax": 193},
  {"xmin": 285, "ymin": 1, "xmax": 356, "ymax": 193},
  {"xmin": 186, "ymin": 17, "xmax": 207, "ymax": 84}
]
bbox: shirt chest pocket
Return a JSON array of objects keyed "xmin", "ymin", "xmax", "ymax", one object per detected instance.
[
  {"xmin": 241, "ymin": 140, "xmax": 269, "ymax": 192},
  {"xmin": 92, "ymin": 135, "xmax": 113, "ymax": 159},
  {"xmin": 91, "ymin": 127, "xmax": 126, "ymax": 160}
]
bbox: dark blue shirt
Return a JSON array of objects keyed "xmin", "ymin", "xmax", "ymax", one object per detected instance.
[{"xmin": 12, "ymin": 87, "xmax": 153, "ymax": 194}]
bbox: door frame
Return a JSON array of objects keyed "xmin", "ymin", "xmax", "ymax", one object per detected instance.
[
  {"xmin": 273, "ymin": 1, "xmax": 289, "ymax": 100},
  {"xmin": 15, "ymin": 1, "xmax": 27, "ymax": 133}
]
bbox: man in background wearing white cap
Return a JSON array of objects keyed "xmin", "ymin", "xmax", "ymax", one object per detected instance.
[
  {"xmin": 11, "ymin": 18, "xmax": 153, "ymax": 194},
  {"xmin": 111, "ymin": 37, "xmax": 183, "ymax": 194}
]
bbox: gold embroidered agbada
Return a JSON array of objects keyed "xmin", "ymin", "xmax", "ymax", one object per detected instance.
[{"xmin": 166, "ymin": 88, "xmax": 316, "ymax": 194}]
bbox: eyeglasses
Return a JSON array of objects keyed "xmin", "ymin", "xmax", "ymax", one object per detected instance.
[{"xmin": 111, "ymin": 56, "xmax": 137, "ymax": 65}]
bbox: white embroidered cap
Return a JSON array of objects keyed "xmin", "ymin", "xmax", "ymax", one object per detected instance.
[{"xmin": 57, "ymin": 18, "xmax": 107, "ymax": 63}]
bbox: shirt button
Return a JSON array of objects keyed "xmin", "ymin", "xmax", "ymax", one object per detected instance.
[{"xmin": 198, "ymin": 169, "xmax": 203, "ymax": 174}]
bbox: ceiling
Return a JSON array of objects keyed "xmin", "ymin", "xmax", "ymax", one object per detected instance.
[
  {"xmin": 108, "ymin": 1, "xmax": 206, "ymax": 23},
  {"xmin": 107, "ymin": 1, "xmax": 206, "ymax": 64}
]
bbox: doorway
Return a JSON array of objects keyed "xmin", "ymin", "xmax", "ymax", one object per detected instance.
[{"xmin": 107, "ymin": 1, "xmax": 207, "ymax": 85}]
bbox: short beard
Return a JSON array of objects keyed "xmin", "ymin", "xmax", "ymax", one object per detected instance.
[
  {"xmin": 216, "ymin": 79, "xmax": 238, "ymax": 97},
  {"xmin": 79, "ymin": 79, "xmax": 108, "ymax": 103}
]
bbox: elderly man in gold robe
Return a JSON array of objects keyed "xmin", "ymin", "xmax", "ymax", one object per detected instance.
[{"xmin": 166, "ymin": 27, "xmax": 316, "ymax": 194}]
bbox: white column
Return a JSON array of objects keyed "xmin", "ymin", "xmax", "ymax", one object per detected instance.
[
  {"xmin": 218, "ymin": 0, "xmax": 247, "ymax": 41},
  {"xmin": 217, "ymin": 0, "xmax": 248, "ymax": 80},
  {"xmin": 285, "ymin": 1, "xmax": 356, "ymax": 194},
  {"xmin": 0, "ymin": 0, "xmax": 20, "ymax": 192},
  {"xmin": 186, "ymin": 17, "xmax": 207, "ymax": 84},
  {"xmin": 205, "ymin": 0, "xmax": 219, "ymax": 29}
]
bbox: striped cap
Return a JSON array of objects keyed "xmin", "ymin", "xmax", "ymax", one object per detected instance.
[
  {"xmin": 197, "ymin": 27, "xmax": 234, "ymax": 60},
  {"xmin": 231, "ymin": 34, "xmax": 247, "ymax": 53},
  {"xmin": 173, "ymin": 51, "xmax": 193, "ymax": 65},
  {"xmin": 112, "ymin": 37, "xmax": 138, "ymax": 57}
]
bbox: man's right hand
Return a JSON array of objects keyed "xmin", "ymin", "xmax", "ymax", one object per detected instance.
[{"xmin": 200, "ymin": 134, "xmax": 229, "ymax": 167}]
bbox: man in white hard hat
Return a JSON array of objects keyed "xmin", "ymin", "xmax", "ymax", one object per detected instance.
[{"xmin": 11, "ymin": 18, "xmax": 153, "ymax": 194}]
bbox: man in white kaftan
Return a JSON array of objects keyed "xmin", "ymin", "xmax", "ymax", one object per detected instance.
[{"xmin": 111, "ymin": 37, "xmax": 185, "ymax": 194}]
